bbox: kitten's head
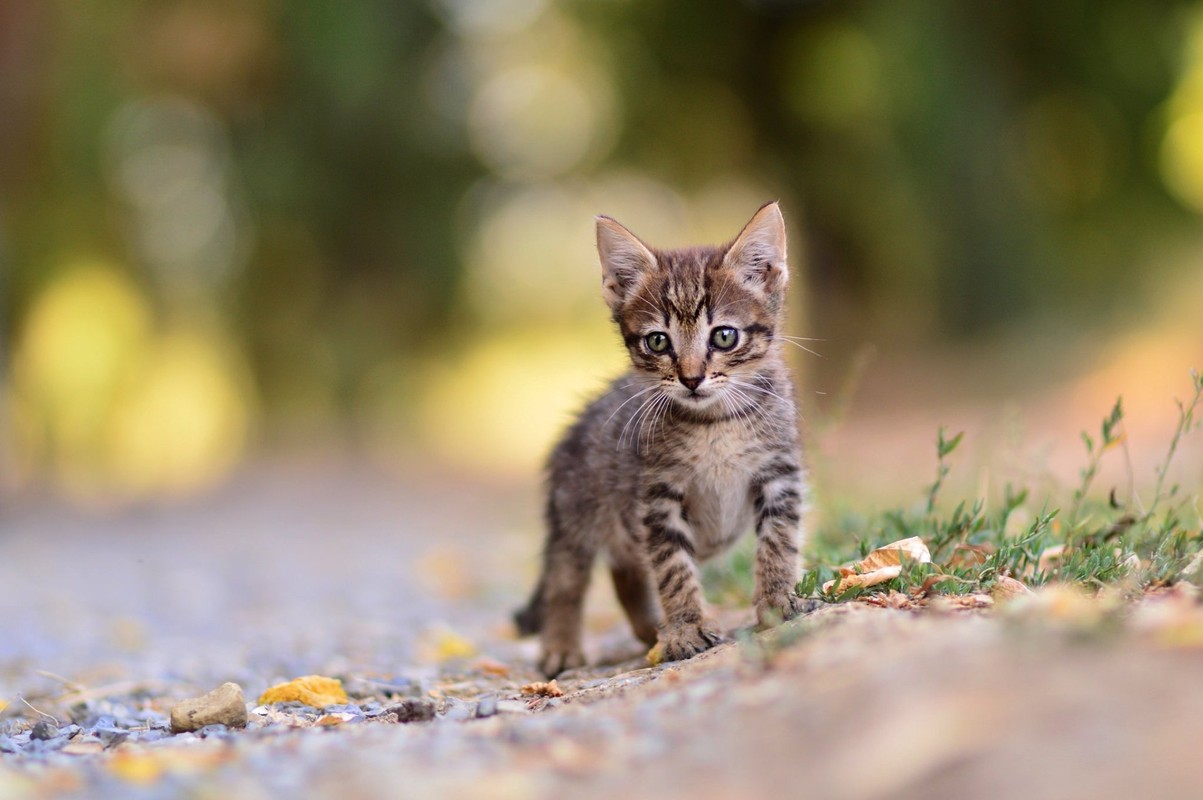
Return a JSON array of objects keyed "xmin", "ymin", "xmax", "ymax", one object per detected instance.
[{"xmin": 596, "ymin": 202, "xmax": 790, "ymax": 412}]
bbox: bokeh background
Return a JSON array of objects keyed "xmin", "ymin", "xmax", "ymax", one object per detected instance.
[{"xmin": 2, "ymin": 0, "xmax": 1202, "ymax": 510}]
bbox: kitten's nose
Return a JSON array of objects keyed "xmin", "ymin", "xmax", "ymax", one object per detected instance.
[{"xmin": 679, "ymin": 375, "xmax": 704, "ymax": 392}]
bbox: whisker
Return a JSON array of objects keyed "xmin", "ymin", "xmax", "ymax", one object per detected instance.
[
  {"xmin": 640, "ymin": 393, "xmax": 671, "ymax": 453},
  {"xmin": 625, "ymin": 293, "xmax": 666, "ymax": 319},
  {"xmin": 774, "ymin": 337, "xmax": 823, "ymax": 358},
  {"xmin": 719, "ymin": 389, "xmax": 756, "ymax": 440},
  {"xmin": 620, "ymin": 387, "xmax": 670, "ymax": 451},
  {"xmin": 618, "ymin": 392, "xmax": 662, "ymax": 450},
  {"xmin": 602, "ymin": 382, "xmax": 664, "ymax": 430},
  {"xmin": 723, "ymin": 385, "xmax": 763, "ymax": 438},
  {"xmin": 729, "ymin": 377, "xmax": 794, "ymax": 406},
  {"xmin": 633, "ymin": 392, "xmax": 670, "ymax": 454}
]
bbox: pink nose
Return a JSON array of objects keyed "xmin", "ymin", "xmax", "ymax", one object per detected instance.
[{"xmin": 679, "ymin": 375, "xmax": 703, "ymax": 391}]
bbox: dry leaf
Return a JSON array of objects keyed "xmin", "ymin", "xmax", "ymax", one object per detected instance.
[
  {"xmin": 258, "ymin": 675, "xmax": 347, "ymax": 708},
  {"xmin": 952, "ymin": 594, "xmax": 995, "ymax": 610},
  {"xmin": 1037, "ymin": 544, "xmax": 1067, "ymax": 573},
  {"xmin": 646, "ymin": 642, "xmax": 664, "ymax": 666},
  {"xmin": 520, "ymin": 680, "xmax": 564, "ymax": 698},
  {"xmin": 948, "ymin": 543, "xmax": 994, "ymax": 569},
  {"xmin": 823, "ymin": 536, "xmax": 932, "ymax": 592},
  {"xmin": 475, "ymin": 659, "xmax": 510, "ymax": 677},
  {"xmin": 913, "ymin": 574, "xmax": 956, "ymax": 598},
  {"xmin": 315, "ymin": 713, "xmax": 354, "ymax": 727},
  {"xmin": 61, "ymin": 741, "xmax": 105, "ymax": 755},
  {"xmin": 1179, "ymin": 550, "xmax": 1203, "ymax": 581},
  {"xmin": 991, "ymin": 575, "xmax": 1034, "ymax": 601},
  {"xmin": 863, "ymin": 590, "xmax": 914, "ymax": 609}
]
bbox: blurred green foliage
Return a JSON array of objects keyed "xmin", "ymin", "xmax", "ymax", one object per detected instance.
[{"xmin": 1, "ymin": 0, "xmax": 1201, "ymax": 494}]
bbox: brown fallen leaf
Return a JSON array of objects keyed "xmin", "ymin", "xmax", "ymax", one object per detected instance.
[
  {"xmin": 913, "ymin": 574, "xmax": 957, "ymax": 598},
  {"xmin": 950, "ymin": 594, "xmax": 995, "ymax": 610},
  {"xmin": 862, "ymin": 590, "xmax": 914, "ymax": 609},
  {"xmin": 520, "ymin": 680, "xmax": 564, "ymax": 698},
  {"xmin": 315, "ymin": 713, "xmax": 355, "ymax": 727},
  {"xmin": 948, "ymin": 543, "xmax": 994, "ymax": 569},
  {"xmin": 475, "ymin": 658, "xmax": 511, "ymax": 677},
  {"xmin": 991, "ymin": 575, "xmax": 1034, "ymax": 601},
  {"xmin": 823, "ymin": 536, "xmax": 932, "ymax": 593}
]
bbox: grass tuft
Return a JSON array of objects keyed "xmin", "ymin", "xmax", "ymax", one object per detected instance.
[{"xmin": 704, "ymin": 370, "xmax": 1203, "ymax": 607}]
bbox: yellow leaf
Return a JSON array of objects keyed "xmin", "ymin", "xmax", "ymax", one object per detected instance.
[
  {"xmin": 0, "ymin": 698, "xmax": 7, "ymax": 712},
  {"xmin": 418, "ymin": 627, "xmax": 477, "ymax": 663},
  {"xmin": 109, "ymin": 751, "xmax": 164, "ymax": 785},
  {"xmin": 823, "ymin": 536, "xmax": 932, "ymax": 592},
  {"xmin": 258, "ymin": 675, "xmax": 347, "ymax": 708}
]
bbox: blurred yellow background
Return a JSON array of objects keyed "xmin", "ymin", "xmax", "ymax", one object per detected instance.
[{"xmin": 1, "ymin": 0, "xmax": 1201, "ymax": 507}]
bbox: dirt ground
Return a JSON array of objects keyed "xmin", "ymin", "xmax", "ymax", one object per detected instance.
[{"xmin": 3, "ymin": 463, "xmax": 1203, "ymax": 799}]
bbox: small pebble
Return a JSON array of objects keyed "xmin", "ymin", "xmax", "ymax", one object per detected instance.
[
  {"xmin": 30, "ymin": 720, "xmax": 59, "ymax": 741},
  {"xmin": 97, "ymin": 728, "xmax": 130, "ymax": 749},
  {"xmin": 171, "ymin": 682, "xmax": 249, "ymax": 733},
  {"xmin": 475, "ymin": 695, "xmax": 498, "ymax": 719},
  {"xmin": 440, "ymin": 701, "xmax": 474, "ymax": 722},
  {"xmin": 387, "ymin": 698, "xmax": 436, "ymax": 723}
]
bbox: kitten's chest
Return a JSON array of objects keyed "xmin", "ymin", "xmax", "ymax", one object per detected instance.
[{"xmin": 678, "ymin": 424, "xmax": 759, "ymax": 559}]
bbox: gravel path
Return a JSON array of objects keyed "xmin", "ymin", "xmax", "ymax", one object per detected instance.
[{"xmin": 3, "ymin": 464, "xmax": 1203, "ymax": 798}]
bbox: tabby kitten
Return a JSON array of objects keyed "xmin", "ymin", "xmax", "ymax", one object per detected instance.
[{"xmin": 515, "ymin": 202, "xmax": 810, "ymax": 677}]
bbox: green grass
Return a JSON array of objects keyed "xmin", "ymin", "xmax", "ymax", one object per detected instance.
[{"xmin": 703, "ymin": 370, "xmax": 1203, "ymax": 607}]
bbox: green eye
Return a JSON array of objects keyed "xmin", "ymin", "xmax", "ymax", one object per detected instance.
[
  {"xmin": 710, "ymin": 326, "xmax": 739, "ymax": 350},
  {"xmin": 645, "ymin": 331, "xmax": 670, "ymax": 353}
]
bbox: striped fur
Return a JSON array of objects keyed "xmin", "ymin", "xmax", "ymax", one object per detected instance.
[{"xmin": 516, "ymin": 202, "xmax": 811, "ymax": 676}]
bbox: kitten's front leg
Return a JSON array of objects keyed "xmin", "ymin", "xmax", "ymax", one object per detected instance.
[
  {"xmin": 751, "ymin": 455, "xmax": 810, "ymax": 627},
  {"xmin": 641, "ymin": 481, "xmax": 724, "ymax": 661}
]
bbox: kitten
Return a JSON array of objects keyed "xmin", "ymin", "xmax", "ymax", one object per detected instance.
[{"xmin": 514, "ymin": 202, "xmax": 811, "ymax": 676}]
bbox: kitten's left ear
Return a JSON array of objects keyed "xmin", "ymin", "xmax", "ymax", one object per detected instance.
[{"xmin": 722, "ymin": 201, "xmax": 789, "ymax": 297}]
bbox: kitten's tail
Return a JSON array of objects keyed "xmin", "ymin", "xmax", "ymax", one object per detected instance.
[{"xmin": 512, "ymin": 577, "xmax": 545, "ymax": 637}]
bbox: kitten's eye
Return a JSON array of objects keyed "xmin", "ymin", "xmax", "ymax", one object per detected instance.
[
  {"xmin": 710, "ymin": 326, "xmax": 739, "ymax": 350},
  {"xmin": 645, "ymin": 331, "xmax": 671, "ymax": 353}
]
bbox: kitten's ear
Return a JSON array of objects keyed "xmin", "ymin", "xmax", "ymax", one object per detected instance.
[
  {"xmin": 596, "ymin": 215, "xmax": 657, "ymax": 312},
  {"xmin": 722, "ymin": 201, "xmax": 789, "ymax": 297}
]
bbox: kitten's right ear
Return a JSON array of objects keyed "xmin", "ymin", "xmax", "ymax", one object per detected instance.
[{"xmin": 596, "ymin": 216, "xmax": 657, "ymax": 312}]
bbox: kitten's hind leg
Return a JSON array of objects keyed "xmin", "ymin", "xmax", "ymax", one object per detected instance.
[{"xmin": 610, "ymin": 560, "xmax": 660, "ymax": 647}]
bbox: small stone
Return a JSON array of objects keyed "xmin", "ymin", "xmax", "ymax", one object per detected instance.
[
  {"xmin": 30, "ymin": 721, "xmax": 59, "ymax": 741},
  {"xmin": 170, "ymin": 683, "xmax": 248, "ymax": 733},
  {"xmin": 386, "ymin": 698, "xmax": 436, "ymax": 723},
  {"xmin": 96, "ymin": 727, "xmax": 129, "ymax": 749},
  {"xmin": 475, "ymin": 695, "xmax": 498, "ymax": 719},
  {"xmin": 439, "ymin": 699, "xmax": 473, "ymax": 722}
]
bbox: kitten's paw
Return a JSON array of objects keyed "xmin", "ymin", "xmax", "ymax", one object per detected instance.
[
  {"xmin": 755, "ymin": 591, "xmax": 821, "ymax": 628},
  {"xmin": 538, "ymin": 646, "xmax": 585, "ymax": 678},
  {"xmin": 655, "ymin": 621, "xmax": 726, "ymax": 664}
]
